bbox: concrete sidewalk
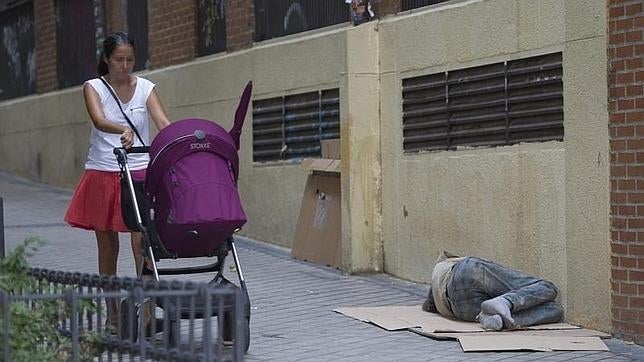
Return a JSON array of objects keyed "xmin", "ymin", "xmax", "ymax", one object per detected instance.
[{"xmin": 1, "ymin": 169, "xmax": 643, "ymax": 361}]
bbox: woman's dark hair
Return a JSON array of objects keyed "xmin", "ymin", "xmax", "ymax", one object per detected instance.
[{"xmin": 97, "ymin": 31, "xmax": 135, "ymax": 76}]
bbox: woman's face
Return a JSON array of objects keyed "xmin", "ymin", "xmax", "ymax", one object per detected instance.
[{"xmin": 105, "ymin": 44, "xmax": 135, "ymax": 79}]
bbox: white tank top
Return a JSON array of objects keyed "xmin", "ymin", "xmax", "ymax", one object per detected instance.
[{"xmin": 84, "ymin": 76, "xmax": 156, "ymax": 171}]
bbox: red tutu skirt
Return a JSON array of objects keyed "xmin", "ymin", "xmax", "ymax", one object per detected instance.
[{"xmin": 65, "ymin": 169, "xmax": 145, "ymax": 232}]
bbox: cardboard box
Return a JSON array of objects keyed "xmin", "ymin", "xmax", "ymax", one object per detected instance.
[
  {"xmin": 321, "ymin": 139, "xmax": 340, "ymax": 160},
  {"xmin": 291, "ymin": 158, "xmax": 342, "ymax": 268}
]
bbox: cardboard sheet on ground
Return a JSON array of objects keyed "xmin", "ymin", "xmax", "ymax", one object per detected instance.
[
  {"xmin": 459, "ymin": 335, "xmax": 609, "ymax": 352},
  {"xmin": 334, "ymin": 305, "xmax": 483, "ymax": 332},
  {"xmin": 334, "ymin": 305, "xmax": 610, "ymax": 352},
  {"xmin": 411, "ymin": 327, "xmax": 611, "ymax": 341}
]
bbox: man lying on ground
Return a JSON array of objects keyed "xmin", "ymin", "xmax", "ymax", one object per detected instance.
[{"xmin": 422, "ymin": 251, "xmax": 563, "ymax": 331}]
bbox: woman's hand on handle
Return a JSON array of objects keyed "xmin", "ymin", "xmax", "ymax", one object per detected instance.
[{"xmin": 120, "ymin": 128, "xmax": 134, "ymax": 149}]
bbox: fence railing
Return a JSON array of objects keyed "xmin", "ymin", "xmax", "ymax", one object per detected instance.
[
  {"xmin": 254, "ymin": 0, "xmax": 349, "ymax": 41},
  {"xmin": 0, "ymin": 197, "xmax": 4, "ymax": 258},
  {"xmin": 1, "ymin": 268, "xmax": 245, "ymax": 361}
]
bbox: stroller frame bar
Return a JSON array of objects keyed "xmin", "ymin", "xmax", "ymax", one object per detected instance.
[{"xmin": 114, "ymin": 147, "xmax": 160, "ymax": 281}]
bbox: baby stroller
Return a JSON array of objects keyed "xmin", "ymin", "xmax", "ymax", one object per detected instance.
[{"xmin": 114, "ymin": 82, "xmax": 253, "ymax": 353}]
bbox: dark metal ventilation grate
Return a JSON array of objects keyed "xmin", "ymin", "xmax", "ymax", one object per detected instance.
[
  {"xmin": 252, "ymin": 89, "xmax": 340, "ymax": 162},
  {"xmin": 402, "ymin": 52, "xmax": 563, "ymax": 153}
]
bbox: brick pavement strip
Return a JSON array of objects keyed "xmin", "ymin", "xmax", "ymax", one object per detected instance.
[{"xmin": 1, "ymin": 169, "xmax": 644, "ymax": 361}]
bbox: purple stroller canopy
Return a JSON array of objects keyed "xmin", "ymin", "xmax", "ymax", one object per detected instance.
[
  {"xmin": 145, "ymin": 118, "xmax": 239, "ymax": 196},
  {"xmin": 146, "ymin": 81, "xmax": 252, "ymax": 196},
  {"xmin": 142, "ymin": 82, "xmax": 252, "ymax": 257}
]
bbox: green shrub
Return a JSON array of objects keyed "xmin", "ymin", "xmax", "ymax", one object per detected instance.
[{"xmin": 0, "ymin": 237, "xmax": 101, "ymax": 362}]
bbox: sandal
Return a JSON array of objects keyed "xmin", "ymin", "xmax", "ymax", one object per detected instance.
[{"xmin": 144, "ymin": 317, "xmax": 166, "ymax": 337}]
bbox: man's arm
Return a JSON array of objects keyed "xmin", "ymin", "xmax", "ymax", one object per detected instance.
[{"xmin": 422, "ymin": 285, "xmax": 438, "ymax": 313}]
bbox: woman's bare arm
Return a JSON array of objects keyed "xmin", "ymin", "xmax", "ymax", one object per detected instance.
[
  {"xmin": 83, "ymin": 83, "xmax": 134, "ymax": 147},
  {"xmin": 83, "ymin": 83, "xmax": 130, "ymax": 134},
  {"xmin": 147, "ymin": 88, "xmax": 171, "ymax": 131}
]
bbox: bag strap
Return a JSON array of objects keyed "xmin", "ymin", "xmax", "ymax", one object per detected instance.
[{"xmin": 99, "ymin": 77, "xmax": 145, "ymax": 146}]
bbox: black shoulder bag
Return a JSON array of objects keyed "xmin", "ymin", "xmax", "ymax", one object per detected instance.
[{"xmin": 99, "ymin": 77, "xmax": 147, "ymax": 231}]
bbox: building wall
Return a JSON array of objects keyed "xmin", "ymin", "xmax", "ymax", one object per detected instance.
[
  {"xmin": 104, "ymin": 0, "xmax": 126, "ymax": 34},
  {"xmin": 0, "ymin": 0, "xmax": 631, "ymax": 337},
  {"xmin": 563, "ymin": 0, "xmax": 611, "ymax": 334},
  {"xmin": 0, "ymin": 87, "xmax": 87, "ymax": 186},
  {"xmin": 225, "ymin": 0, "xmax": 254, "ymax": 51},
  {"xmin": 608, "ymin": 0, "xmax": 644, "ymax": 345},
  {"xmin": 378, "ymin": 0, "xmax": 610, "ymax": 331},
  {"xmin": 148, "ymin": 0, "xmax": 197, "ymax": 69},
  {"xmin": 33, "ymin": 0, "xmax": 57, "ymax": 93}
]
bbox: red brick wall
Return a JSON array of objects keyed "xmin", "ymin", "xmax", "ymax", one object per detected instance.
[
  {"xmin": 608, "ymin": 0, "xmax": 644, "ymax": 345},
  {"xmin": 33, "ymin": 0, "xmax": 57, "ymax": 93},
  {"xmin": 104, "ymin": 0, "xmax": 126, "ymax": 34},
  {"xmin": 225, "ymin": 0, "xmax": 254, "ymax": 52},
  {"xmin": 148, "ymin": 0, "xmax": 197, "ymax": 69}
]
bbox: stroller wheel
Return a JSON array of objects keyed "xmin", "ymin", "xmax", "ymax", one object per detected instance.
[
  {"xmin": 241, "ymin": 315, "xmax": 250, "ymax": 353},
  {"xmin": 221, "ymin": 312, "xmax": 250, "ymax": 353},
  {"xmin": 165, "ymin": 318, "xmax": 180, "ymax": 347},
  {"xmin": 118, "ymin": 298, "xmax": 139, "ymax": 342}
]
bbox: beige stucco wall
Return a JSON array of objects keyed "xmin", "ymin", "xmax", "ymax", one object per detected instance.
[
  {"xmin": 0, "ymin": 0, "xmax": 610, "ymax": 331},
  {"xmin": 0, "ymin": 26, "xmax": 350, "ymax": 250},
  {"xmin": 0, "ymin": 88, "xmax": 88, "ymax": 187},
  {"xmin": 379, "ymin": 0, "xmax": 609, "ymax": 331},
  {"xmin": 562, "ymin": 0, "xmax": 610, "ymax": 330}
]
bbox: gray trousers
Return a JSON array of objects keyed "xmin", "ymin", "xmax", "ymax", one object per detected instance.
[{"xmin": 447, "ymin": 257, "xmax": 563, "ymax": 327}]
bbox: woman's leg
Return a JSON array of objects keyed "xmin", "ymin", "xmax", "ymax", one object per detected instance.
[
  {"xmin": 96, "ymin": 230, "xmax": 120, "ymax": 327},
  {"xmin": 130, "ymin": 231, "xmax": 144, "ymax": 276},
  {"xmin": 96, "ymin": 230, "xmax": 120, "ymax": 274},
  {"xmin": 131, "ymin": 231, "xmax": 156, "ymax": 335}
]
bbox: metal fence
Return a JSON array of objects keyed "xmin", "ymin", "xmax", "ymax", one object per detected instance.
[
  {"xmin": 197, "ymin": 0, "xmax": 227, "ymax": 56},
  {"xmin": 254, "ymin": 0, "xmax": 349, "ymax": 42},
  {"xmin": 1, "ymin": 268, "xmax": 245, "ymax": 361},
  {"xmin": 401, "ymin": 0, "xmax": 451, "ymax": 11}
]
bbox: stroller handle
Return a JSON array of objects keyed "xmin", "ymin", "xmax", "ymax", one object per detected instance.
[
  {"xmin": 113, "ymin": 146, "xmax": 150, "ymax": 156},
  {"xmin": 114, "ymin": 147, "xmax": 150, "ymax": 165},
  {"xmin": 125, "ymin": 146, "xmax": 149, "ymax": 154}
]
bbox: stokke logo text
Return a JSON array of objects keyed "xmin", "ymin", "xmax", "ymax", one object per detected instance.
[{"xmin": 190, "ymin": 142, "xmax": 211, "ymax": 150}]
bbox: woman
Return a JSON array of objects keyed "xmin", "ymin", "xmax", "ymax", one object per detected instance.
[{"xmin": 64, "ymin": 31, "xmax": 170, "ymax": 330}]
